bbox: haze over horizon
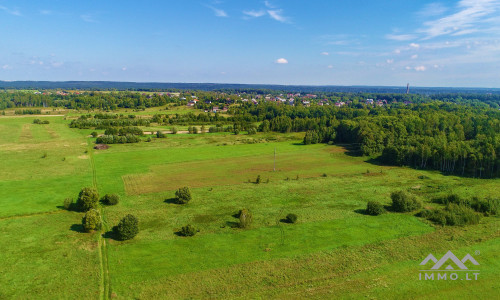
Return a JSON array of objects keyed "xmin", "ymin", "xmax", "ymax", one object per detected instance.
[{"xmin": 1, "ymin": 0, "xmax": 500, "ymax": 88}]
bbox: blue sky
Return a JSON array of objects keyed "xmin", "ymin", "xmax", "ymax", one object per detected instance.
[{"xmin": 1, "ymin": 0, "xmax": 499, "ymax": 87}]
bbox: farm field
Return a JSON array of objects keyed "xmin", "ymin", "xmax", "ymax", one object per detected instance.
[{"xmin": 0, "ymin": 113, "xmax": 498, "ymax": 299}]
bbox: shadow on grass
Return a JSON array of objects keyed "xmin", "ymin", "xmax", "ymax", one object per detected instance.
[
  {"xmin": 354, "ymin": 209, "xmax": 369, "ymax": 215},
  {"xmin": 102, "ymin": 230, "xmax": 120, "ymax": 240},
  {"xmin": 70, "ymin": 224, "xmax": 85, "ymax": 233},
  {"xmin": 225, "ymin": 221, "xmax": 240, "ymax": 228},
  {"xmin": 164, "ymin": 198, "xmax": 178, "ymax": 204}
]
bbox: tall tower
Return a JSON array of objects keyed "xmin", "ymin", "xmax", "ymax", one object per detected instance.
[{"xmin": 406, "ymin": 83, "xmax": 410, "ymax": 94}]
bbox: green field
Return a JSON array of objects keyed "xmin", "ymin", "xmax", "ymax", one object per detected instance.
[{"xmin": 0, "ymin": 114, "xmax": 498, "ymax": 299}]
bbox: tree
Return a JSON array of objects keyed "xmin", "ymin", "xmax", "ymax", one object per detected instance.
[
  {"xmin": 76, "ymin": 187, "xmax": 99, "ymax": 212},
  {"xmin": 63, "ymin": 198, "xmax": 73, "ymax": 210},
  {"xmin": 175, "ymin": 187, "xmax": 192, "ymax": 204},
  {"xmin": 82, "ymin": 209, "xmax": 102, "ymax": 232},
  {"xmin": 113, "ymin": 214, "xmax": 139, "ymax": 240}
]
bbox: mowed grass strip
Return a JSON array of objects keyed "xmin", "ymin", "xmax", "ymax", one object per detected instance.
[{"xmin": 122, "ymin": 146, "xmax": 368, "ymax": 195}]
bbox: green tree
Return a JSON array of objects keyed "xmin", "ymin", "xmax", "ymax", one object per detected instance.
[
  {"xmin": 179, "ymin": 224, "xmax": 197, "ymax": 236},
  {"xmin": 76, "ymin": 187, "xmax": 99, "ymax": 212},
  {"xmin": 82, "ymin": 209, "xmax": 102, "ymax": 232},
  {"xmin": 175, "ymin": 187, "xmax": 192, "ymax": 204},
  {"xmin": 113, "ymin": 214, "xmax": 139, "ymax": 240},
  {"xmin": 391, "ymin": 191, "xmax": 422, "ymax": 212}
]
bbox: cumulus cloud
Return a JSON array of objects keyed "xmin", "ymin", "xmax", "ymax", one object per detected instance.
[
  {"xmin": 122, "ymin": 67, "xmax": 127, "ymax": 71},
  {"xmin": 386, "ymin": 59, "xmax": 394, "ymax": 64},
  {"xmin": 327, "ymin": 65, "xmax": 333, "ymax": 69},
  {"xmin": 411, "ymin": 54, "xmax": 419, "ymax": 59},
  {"xmin": 410, "ymin": 43, "xmax": 420, "ymax": 48},
  {"xmin": 321, "ymin": 52, "xmax": 330, "ymax": 56},
  {"xmin": 415, "ymin": 66, "xmax": 427, "ymax": 71},
  {"xmin": 275, "ymin": 58, "xmax": 288, "ymax": 64}
]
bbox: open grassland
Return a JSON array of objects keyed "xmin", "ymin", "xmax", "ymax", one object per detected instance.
[{"xmin": 0, "ymin": 113, "xmax": 498, "ymax": 299}]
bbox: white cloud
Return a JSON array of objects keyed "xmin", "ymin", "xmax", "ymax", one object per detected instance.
[
  {"xmin": 418, "ymin": 0, "xmax": 500, "ymax": 39},
  {"xmin": 327, "ymin": 65, "xmax": 333, "ymax": 69},
  {"xmin": 51, "ymin": 62, "xmax": 63, "ymax": 68},
  {"xmin": 122, "ymin": 67, "xmax": 127, "ymax": 71},
  {"xmin": 264, "ymin": 1, "xmax": 275, "ymax": 9},
  {"xmin": 267, "ymin": 9, "xmax": 287, "ymax": 22},
  {"xmin": 0, "ymin": 5, "xmax": 21, "ymax": 16},
  {"xmin": 410, "ymin": 43, "xmax": 420, "ymax": 48},
  {"xmin": 207, "ymin": 6, "xmax": 228, "ymax": 17},
  {"xmin": 385, "ymin": 34, "xmax": 417, "ymax": 41},
  {"xmin": 411, "ymin": 54, "xmax": 419, "ymax": 59},
  {"xmin": 243, "ymin": 10, "xmax": 266, "ymax": 18},
  {"xmin": 415, "ymin": 66, "xmax": 427, "ymax": 71},
  {"xmin": 386, "ymin": 59, "xmax": 394, "ymax": 64},
  {"xmin": 275, "ymin": 58, "xmax": 288, "ymax": 64},
  {"xmin": 405, "ymin": 66, "xmax": 412, "ymax": 70},
  {"xmin": 394, "ymin": 49, "xmax": 401, "ymax": 54},
  {"xmin": 417, "ymin": 2, "xmax": 448, "ymax": 17},
  {"xmin": 40, "ymin": 10, "xmax": 52, "ymax": 15},
  {"xmin": 321, "ymin": 52, "xmax": 329, "ymax": 56},
  {"xmin": 2, "ymin": 64, "xmax": 12, "ymax": 70}
]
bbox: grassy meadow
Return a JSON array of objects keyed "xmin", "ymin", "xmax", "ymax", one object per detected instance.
[{"xmin": 0, "ymin": 112, "xmax": 498, "ymax": 299}]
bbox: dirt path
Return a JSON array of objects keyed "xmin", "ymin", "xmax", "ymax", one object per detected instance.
[{"xmin": 88, "ymin": 141, "xmax": 111, "ymax": 300}]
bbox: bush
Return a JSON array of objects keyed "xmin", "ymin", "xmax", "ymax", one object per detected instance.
[
  {"xmin": 420, "ymin": 204, "xmax": 482, "ymax": 226},
  {"xmin": 175, "ymin": 187, "xmax": 191, "ymax": 204},
  {"xmin": 76, "ymin": 187, "xmax": 99, "ymax": 212},
  {"xmin": 391, "ymin": 191, "xmax": 422, "ymax": 212},
  {"xmin": 63, "ymin": 198, "xmax": 73, "ymax": 210},
  {"xmin": 285, "ymin": 213, "xmax": 298, "ymax": 223},
  {"xmin": 102, "ymin": 194, "xmax": 119, "ymax": 205},
  {"xmin": 255, "ymin": 175, "xmax": 261, "ymax": 184},
  {"xmin": 179, "ymin": 224, "xmax": 197, "ymax": 237},
  {"xmin": 471, "ymin": 197, "xmax": 499, "ymax": 216},
  {"xmin": 238, "ymin": 209, "xmax": 253, "ymax": 228},
  {"xmin": 113, "ymin": 214, "xmax": 139, "ymax": 240},
  {"xmin": 366, "ymin": 201, "xmax": 385, "ymax": 215},
  {"xmin": 91, "ymin": 131, "xmax": 98, "ymax": 138},
  {"xmin": 171, "ymin": 127, "xmax": 178, "ymax": 134},
  {"xmin": 156, "ymin": 131, "xmax": 166, "ymax": 138},
  {"xmin": 82, "ymin": 209, "xmax": 102, "ymax": 232}
]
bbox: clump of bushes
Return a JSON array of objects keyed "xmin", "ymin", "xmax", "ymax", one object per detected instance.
[
  {"xmin": 285, "ymin": 213, "xmax": 298, "ymax": 223},
  {"xmin": 102, "ymin": 194, "xmax": 119, "ymax": 205},
  {"xmin": 391, "ymin": 191, "xmax": 422, "ymax": 212},
  {"xmin": 113, "ymin": 214, "xmax": 139, "ymax": 240},
  {"xmin": 76, "ymin": 187, "xmax": 99, "ymax": 212},
  {"xmin": 175, "ymin": 187, "xmax": 192, "ymax": 204},
  {"xmin": 238, "ymin": 209, "xmax": 253, "ymax": 228},
  {"xmin": 419, "ymin": 204, "xmax": 482, "ymax": 226},
  {"xmin": 82, "ymin": 209, "xmax": 102, "ymax": 232},
  {"xmin": 63, "ymin": 198, "xmax": 73, "ymax": 210},
  {"xmin": 366, "ymin": 201, "xmax": 385, "ymax": 215},
  {"xmin": 156, "ymin": 131, "xmax": 166, "ymax": 138},
  {"xmin": 33, "ymin": 119, "xmax": 50, "ymax": 124},
  {"xmin": 434, "ymin": 194, "xmax": 498, "ymax": 216},
  {"xmin": 95, "ymin": 134, "xmax": 140, "ymax": 144},
  {"xmin": 179, "ymin": 224, "xmax": 197, "ymax": 237}
]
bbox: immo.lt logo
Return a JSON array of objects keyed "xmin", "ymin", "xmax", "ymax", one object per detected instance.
[{"xmin": 419, "ymin": 250, "xmax": 480, "ymax": 281}]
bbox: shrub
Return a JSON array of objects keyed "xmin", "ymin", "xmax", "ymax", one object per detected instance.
[
  {"xmin": 82, "ymin": 209, "xmax": 102, "ymax": 232},
  {"xmin": 366, "ymin": 201, "xmax": 385, "ymax": 215},
  {"xmin": 113, "ymin": 214, "xmax": 139, "ymax": 240},
  {"xmin": 421, "ymin": 204, "xmax": 482, "ymax": 226},
  {"xmin": 102, "ymin": 194, "xmax": 119, "ymax": 205},
  {"xmin": 471, "ymin": 197, "xmax": 499, "ymax": 215},
  {"xmin": 63, "ymin": 198, "xmax": 73, "ymax": 210},
  {"xmin": 238, "ymin": 209, "xmax": 253, "ymax": 228},
  {"xmin": 76, "ymin": 187, "xmax": 99, "ymax": 212},
  {"xmin": 285, "ymin": 213, "xmax": 298, "ymax": 223},
  {"xmin": 175, "ymin": 187, "xmax": 192, "ymax": 204},
  {"xmin": 391, "ymin": 191, "xmax": 422, "ymax": 212},
  {"xmin": 156, "ymin": 131, "xmax": 166, "ymax": 138},
  {"xmin": 171, "ymin": 127, "xmax": 178, "ymax": 134},
  {"xmin": 179, "ymin": 224, "xmax": 197, "ymax": 237},
  {"xmin": 255, "ymin": 175, "xmax": 261, "ymax": 184},
  {"xmin": 91, "ymin": 131, "xmax": 98, "ymax": 138}
]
